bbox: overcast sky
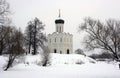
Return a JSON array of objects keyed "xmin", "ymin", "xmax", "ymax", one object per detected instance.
[{"xmin": 8, "ymin": 0, "xmax": 120, "ymax": 51}]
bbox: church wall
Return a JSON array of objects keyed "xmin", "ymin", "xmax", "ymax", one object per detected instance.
[{"xmin": 47, "ymin": 33, "xmax": 73, "ymax": 54}]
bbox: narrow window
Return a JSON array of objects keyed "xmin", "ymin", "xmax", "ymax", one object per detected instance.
[
  {"xmin": 49, "ymin": 39, "xmax": 51, "ymax": 43},
  {"xmin": 55, "ymin": 38, "xmax": 56, "ymax": 42},
  {"xmin": 60, "ymin": 27, "xmax": 61, "ymax": 32},
  {"xmin": 70, "ymin": 38, "xmax": 72, "ymax": 42},
  {"xmin": 57, "ymin": 27, "xmax": 58, "ymax": 32},
  {"xmin": 66, "ymin": 38, "xmax": 68, "ymax": 42},
  {"xmin": 60, "ymin": 38, "xmax": 62, "ymax": 42}
]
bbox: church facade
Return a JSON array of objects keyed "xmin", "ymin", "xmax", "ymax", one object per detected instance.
[{"xmin": 47, "ymin": 10, "xmax": 73, "ymax": 54}]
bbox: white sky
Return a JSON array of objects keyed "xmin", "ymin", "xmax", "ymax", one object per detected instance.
[{"xmin": 8, "ymin": 0, "xmax": 120, "ymax": 51}]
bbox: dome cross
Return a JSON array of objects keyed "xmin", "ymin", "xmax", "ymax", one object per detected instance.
[{"xmin": 59, "ymin": 9, "xmax": 61, "ymax": 18}]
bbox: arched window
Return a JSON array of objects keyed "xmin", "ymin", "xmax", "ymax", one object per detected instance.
[
  {"xmin": 70, "ymin": 38, "xmax": 72, "ymax": 42},
  {"xmin": 60, "ymin": 38, "xmax": 62, "ymax": 42},
  {"xmin": 57, "ymin": 27, "xmax": 58, "ymax": 32},
  {"xmin": 55, "ymin": 38, "xmax": 56, "ymax": 42},
  {"xmin": 66, "ymin": 38, "xmax": 68, "ymax": 42},
  {"xmin": 60, "ymin": 27, "xmax": 61, "ymax": 32},
  {"xmin": 64, "ymin": 38, "xmax": 66, "ymax": 42},
  {"xmin": 49, "ymin": 39, "xmax": 51, "ymax": 43}
]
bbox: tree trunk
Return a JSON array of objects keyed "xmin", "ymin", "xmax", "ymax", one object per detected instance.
[
  {"xmin": 4, "ymin": 54, "xmax": 16, "ymax": 71},
  {"xmin": 28, "ymin": 31, "xmax": 32, "ymax": 54},
  {"xmin": 4, "ymin": 60, "xmax": 12, "ymax": 71},
  {"xmin": 28, "ymin": 41, "xmax": 31, "ymax": 54},
  {"xmin": 33, "ymin": 32, "xmax": 36, "ymax": 55},
  {"xmin": 0, "ymin": 41, "xmax": 3, "ymax": 55},
  {"xmin": 113, "ymin": 52, "xmax": 119, "ymax": 61},
  {"xmin": 119, "ymin": 64, "xmax": 120, "ymax": 69},
  {"xmin": 42, "ymin": 59, "xmax": 47, "ymax": 66},
  {"xmin": 33, "ymin": 21, "xmax": 37, "ymax": 55}
]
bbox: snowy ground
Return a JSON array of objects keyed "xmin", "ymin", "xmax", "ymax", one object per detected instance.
[
  {"xmin": 0, "ymin": 53, "xmax": 120, "ymax": 78},
  {"xmin": 24, "ymin": 53, "xmax": 96, "ymax": 66}
]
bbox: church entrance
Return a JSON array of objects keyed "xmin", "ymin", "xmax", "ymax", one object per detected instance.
[
  {"xmin": 67, "ymin": 49, "xmax": 69, "ymax": 54},
  {"xmin": 54, "ymin": 49, "xmax": 57, "ymax": 53}
]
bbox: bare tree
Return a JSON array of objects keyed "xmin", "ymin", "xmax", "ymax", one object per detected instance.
[
  {"xmin": 75, "ymin": 48, "xmax": 85, "ymax": 56},
  {"xmin": 0, "ymin": 21, "xmax": 12, "ymax": 55},
  {"xmin": 0, "ymin": 0, "xmax": 10, "ymax": 16},
  {"xmin": 0, "ymin": 0, "xmax": 10, "ymax": 25},
  {"xmin": 0, "ymin": 26, "xmax": 7, "ymax": 55},
  {"xmin": 79, "ymin": 17, "xmax": 120, "ymax": 61},
  {"xmin": 42, "ymin": 46, "xmax": 50, "ymax": 66},
  {"xmin": 25, "ymin": 17, "xmax": 46, "ymax": 55},
  {"xmin": 24, "ymin": 21, "xmax": 34, "ymax": 54},
  {"xmin": 0, "ymin": 0, "xmax": 10, "ymax": 55},
  {"xmin": 4, "ymin": 27, "xmax": 25, "ymax": 71}
]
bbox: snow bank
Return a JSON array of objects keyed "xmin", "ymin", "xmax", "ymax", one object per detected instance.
[
  {"xmin": 0, "ymin": 56, "xmax": 7, "ymax": 71},
  {"xmin": 25, "ymin": 54, "xmax": 42, "ymax": 65},
  {"xmin": 1, "ymin": 53, "xmax": 95, "ymax": 70},
  {"xmin": 50, "ymin": 53, "xmax": 96, "ymax": 66},
  {"xmin": 23, "ymin": 53, "xmax": 96, "ymax": 66},
  {"xmin": 0, "ymin": 62, "xmax": 120, "ymax": 78},
  {"xmin": 0, "ymin": 54, "xmax": 120, "ymax": 78}
]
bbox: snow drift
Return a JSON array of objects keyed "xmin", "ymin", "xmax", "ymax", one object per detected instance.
[{"xmin": 24, "ymin": 53, "xmax": 96, "ymax": 66}]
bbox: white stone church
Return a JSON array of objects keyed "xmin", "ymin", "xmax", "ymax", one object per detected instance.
[{"xmin": 47, "ymin": 10, "xmax": 73, "ymax": 54}]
